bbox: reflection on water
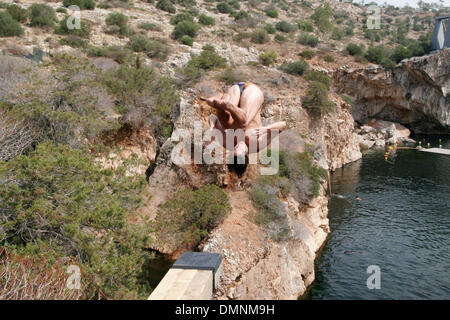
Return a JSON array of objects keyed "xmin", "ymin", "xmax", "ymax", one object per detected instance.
[{"xmin": 305, "ymin": 136, "xmax": 450, "ymax": 300}]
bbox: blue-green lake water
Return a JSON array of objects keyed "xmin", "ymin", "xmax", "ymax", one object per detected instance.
[{"xmin": 305, "ymin": 136, "xmax": 450, "ymax": 299}]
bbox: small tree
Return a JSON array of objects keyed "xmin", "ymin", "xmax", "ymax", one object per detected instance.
[
  {"xmin": 0, "ymin": 11, "xmax": 24, "ymax": 37},
  {"xmin": 259, "ymin": 51, "xmax": 277, "ymax": 66},
  {"xmin": 29, "ymin": 4, "xmax": 57, "ymax": 28}
]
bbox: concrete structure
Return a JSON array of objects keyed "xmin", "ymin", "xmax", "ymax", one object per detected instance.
[
  {"xmin": 432, "ymin": 15, "xmax": 450, "ymax": 50},
  {"xmin": 148, "ymin": 252, "xmax": 222, "ymax": 300},
  {"xmin": 417, "ymin": 147, "xmax": 450, "ymax": 156}
]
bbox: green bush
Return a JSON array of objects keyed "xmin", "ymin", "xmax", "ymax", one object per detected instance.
[
  {"xmin": 310, "ymin": 3, "xmax": 332, "ymax": 33},
  {"xmin": 7, "ymin": 4, "xmax": 28, "ymax": 23},
  {"xmin": 264, "ymin": 23, "xmax": 276, "ymax": 34},
  {"xmin": 391, "ymin": 45, "xmax": 412, "ymax": 63},
  {"xmin": 346, "ymin": 43, "xmax": 364, "ymax": 56},
  {"xmin": 0, "ymin": 11, "xmax": 24, "ymax": 37},
  {"xmin": 217, "ymin": 2, "xmax": 232, "ymax": 13},
  {"xmin": 156, "ymin": 0, "xmax": 176, "ymax": 13},
  {"xmin": 87, "ymin": 45, "xmax": 132, "ymax": 64},
  {"xmin": 331, "ymin": 27, "xmax": 343, "ymax": 40},
  {"xmin": 55, "ymin": 16, "xmax": 91, "ymax": 37},
  {"xmin": 170, "ymin": 13, "xmax": 194, "ymax": 25},
  {"xmin": 259, "ymin": 51, "xmax": 277, "ymax": 66},
  {"xmin": 365, "ymin": 45, "xmax": 388, "ymax": 65},
  {"xmin": 303, "ymin": 81, "xmax": 334, "ymax": 114},
  {"xmin": 250, "ymin": 28, "xmax": 269, "ymax": 44},
  {"xmin": 298, "ymin": 20, "xmax": 313, "ymax": 32},
  {"xmin": 180, "ymin": 34, "xmax": 193, "ymax": 46},
  {"xmin": 276, "ymin": 20, "xmax": 295, "ymax": 33},
  {"xmin": 198, "ymin": 14, "xmax": 215, "ymax": 25},
  {"xmin": 297, "ymin": 33, "xmax": 319, "ymax": 47},
  {"xmin": 172, "ymin": 20, "xmax": 199, "ymax": 39},
  {"xmin": 274, "ymin": 34, "xmax": 287, "ymax": 42},
  {"xmin": 305, "ymin": 71, "xmax": 331, "ymax": 90},
  {"xmin": 60, "ymin": 35, "xmax": 87, "ymax": 48},
  {"xmin": 218, "ymin": 67, "xmax": 246, "ymax": 85},
  {"xmin": 299, "ymin": 49, "xmax": 316, "ymax": 59},
  {"xmin": 233, "ymin": 10, "xmax": 249, "ymax": 21},
  {"xmin": 0, "ymin": 142, "xmax": 150, "ymax": 299},
  {"xmin": 154, "ymin": 185, "xmax": 231, "ymax": 250},
  {"xmin": 138, "ymin": 22, "xmax": 161, "ymax": 31},
  {"xmin": 265, "ymin": 9, "xmax": 278, "ymax": 18},
  {"xmin": 29, "ymin": 4, "xmax": 56, "ymax": 28},
  {"xmin": 106, "ymin": 13, "xmax": 130, "ymax": 36},
  {"xmin": 324, "ymin": 54, "xmax": 334, "ymax": 62},
  {"xmin": 280, "ymin": 60, "xmax": 309, "ymax": 76},
  {"xmin": 63, "ymin": 0, "xmax": 96, "ymax": 10}
]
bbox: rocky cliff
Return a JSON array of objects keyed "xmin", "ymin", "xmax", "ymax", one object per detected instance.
[{"xmin": 334, "ymin": 49, "xmax": 450, "ymax": 133}]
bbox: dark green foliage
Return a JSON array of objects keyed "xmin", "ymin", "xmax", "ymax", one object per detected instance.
[
  {"xmin": 331, "ymin": 27, "xmax": 343, "ymax": 40},
  {"xmin": 265, "ymin": 9, "xmax": 278, "ymax": 18},
  {"xmin": 172, "ymin": 20, "xmax": 199, "ymax": 39},
  {"xmin": 60, "ymin": 35, "xmax": 88, "ymax": 48},
  {"xmin": 323, "ymin": 54, "xmax": 334, "ymax": 62},
  {"xmin": 128, "ymin": 34, "xmax": 170, "ymax": 60},
  {"xmin": 305, "ymin": 71, "xmax": 331, "ymax": 90},
  {"xmin": 391, "ymin": 46, "xmax": 412, "ymax": 63},
  {"xmin": 250, "ymin": 28, "xmax": 269, "ymax": 44},
  {"xmin": 7, "ymin": 4, "xmax": 28, "ymax": 23},
  {"xmin": 310, "ymin": 3, "xmax": 332, "ymax": 33},
  {"xmin": 264, "ymin": 23, "xmax": 276, "ymax": 34},
  {"xmin": 276, "ymin": 20, "xmax": 295, "ymax": 33},
  {"xmin": 87, "ymin": 45, "xmax": 132, "ymax": 64},
  {"xmin": 259, "ymin": 51, "xmax": 277, "ymax": 66},
  {"xmin": 180, "ymin": 34, "xmax": 193, "ymax": 46},
  {"xmin": 298, "ymin": 20, "xmax": 313, "ymax": 32},
  {"xmin": 280, "ymin": 60, "xmax": 309, "ymax": 76},
  {"xmin": 29, "ymin": 4, "xmax": 56, "ymax": 28},
  {"xmin": 198, "ymin": 14, "xmax": 215, "ymax": 25},
  {"xmin": 156, "ymin": 0, "xmax": 176, "ymax": 13},
  {"xmin": 0, "ymin": 11, "xmax": 24, "ymax": 37},
  {"xmin": 346, "ymin": 43, "xmax": 364, "ymax": 56},
  {"xmin": 233, "ymin": 10, "xmax": 249, "ymax": 21},
  {"xmin": 103, "ymin": 64, "xmax": 179, "ymax": 139},
  {"xmin": 154, "ymin": 185, "xmax": 231, "ymax": 250},
  {"xmin": 170, "ymin": 13, "xmax": 194, "ymax": 25},
  {"xmin": 365, "ymin": 45, "xmax": 391, "ymax": 66},
  {"xmin": 217, "ymin": 2, "xmax": 232, "ymax": 13},
  {"xmin": 55, "ymin": 16, "xmax": 91, "ymax": 37},
  {"xmin": 219, "ymin": 67, "xmax": 246, "ymax": 85},
  {"xmin": 274, "ymin": 33, "xmax": 287, "ymax": 42},
  {"xmin": 303, "ymin": 81, "xmax": 334, "ymax": 114},
  {"xmin": 297, "ymin": 33, "xmax": 319, "ymax": 47},
  {"xmin": 105, "ymin": 13, "xmax": 130, "ymax": 36},
  {"xmin": 299, "ymin": 49, "xmax": 315, "ymax": 59},
  {"xmin": 0, "ymin": 142, "xmax": 150, "ymax": 299},
  {"xmin": 63, "ymin": 0, "xmax": 96, "ymax": 10},
  {"xmin": 138, "ymin": 22, "xmax": 161, "ymax": 31}
]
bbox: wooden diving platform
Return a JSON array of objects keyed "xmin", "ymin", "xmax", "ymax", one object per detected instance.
[
  {"xmin": 417, "ymin": 147, "xmax": 450, "ymax": 156},
  {"xmin": 148, "ymin": 252, "xmax": 222, "ymax": 300}
]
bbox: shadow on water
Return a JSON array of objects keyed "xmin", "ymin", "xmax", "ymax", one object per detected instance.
[
  {"xmin": 305, "ymin": 135, "xmax": 450, "ymax": 299},
  {"xmin": 147, "ymin": 252, "xmax": 175, "ymax": 290}
]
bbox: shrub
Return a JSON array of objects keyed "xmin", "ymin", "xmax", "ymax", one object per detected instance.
[
  {"xmin": 297, "ymin": 33, "xmax": 319, "ymax": 47},
  {"xmin": 198, "ymin": 14, "xmax": 215, "ymax": 25},
  {"xmin": 299, "ymin": 49, "xmax": 315, "ymax": 59},
  {"xmin": 0, "ymin": 11, "xmax": 24, "ymax": 37},
  {"xmin": 139, "ymin": 22, "xmax": 161, "ymax": 31},
  {"xmin": 0, "ymin": 110, "xmax": 34, "ymax": 162},
  {"xmin": 217, "ymin": 2, "xmax": 232, "ymax": 14},
  {"xmin": 265, "ymin": 9, "xmax": 278, "ymax": 18},
  {"xmin": 219, "ymin": 67, "xmax": 246, "ymax": 85},
  {"xmin": 391, "ymin": 46, "xmax": 411, "ymax": 63},
  {"xmin": 233, "ymin": 10, "xmax": 249, "ymax": 21},
  {"xmin": 331, "ymin": 27, "xmax": 343, "ymax": 40},
  {"xmin": 170, "ymin": 13, "xmax": 193, "ymax": 25},
  {"xmin": 55, "ymin": 16, "xmax": 91, "ymax": 37},
  {"xmin": 310, "ymin": 3, "xmax": 332, "ymax": 33},
  {"xmin": 7, "ymin": 4, "xmax": 28, "ymax": 23},
  {"xmin": 60, "ymin": 35, "xmax": 88, "ymax": 48},
  {"xmin": 154, "ymin": 185, "xmax": 231, "ymax": 251},
  {"xmin": 129, "ymin": 35, "xmax": 170, "ymax": 59},
  {"xmin": 250, "ymin": 28, "xmax": 269, "ymax": 44},
  {"xmin": 0, "ymin": 142, "xmax": 150, "ymax": 299},
  {"xmin": 259, "ymin": 51, "xmax": 277, "ymax": 66},
  {"xmin": 303, "ymin": 81, "xmax": 334, "ymax": 114},
  {"xmin": 87, "ymin": 45, "xmax": 132, "ymax": 64},
  {"xmin": 180, "ymin": 35, "xmax": 193, "ymax": 46},
  {"xmin": 274, "ymin": 34, "xmax": 287, "ymax": 42},
  {"xmin": 324, "ymin": 54, "xmax": 334, "ymax": 62},
  {"xmin": 172, "ymin": 20, "xmax": 199, "ymax": 39},
  {"xmin": 280, "ymin": 60, "xmax": 309, "ymax": 76},
  {"xmin": 29, "ymin": 4, "xmax": 56, "ymax": 28},
  {"xmin": 298, "ymin": 20, "xmax": 313, "ymax": 32},
  {"xmin": 264, "ymin": 23, "xmax": 276, "ymax": 34},
  {"xmin": 105, "ymin": 13, "xmax": 130, "ymax": 36},
  {"xmin": 346, "ymin": 43, "xmax": 363, "ymax": 56},
  {"xmin": 276, "ymin": 20, "xmax": 295, "ymax": 33},
  {"xmin": 63, "ymin": 0, "xmax": 96, "ymax": 10},
  {"xmin": 305, "ymin": 71, "xmax": 331, "ymax": 90},
  {"xmin": 156, "ymin": 0, "xmax": 176, "ymax": 13},
  {"xmin": 365, "ymin": 45, "xmax": 388, "ymax": 65}
]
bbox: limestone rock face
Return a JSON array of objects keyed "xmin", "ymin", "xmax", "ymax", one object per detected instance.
[
  {"xmin": 201, "ymin": 191, "xmax": 329, "ymax": 300},
  {"xmin": 334, "ymin": 48, "xmax": 450, "ymax": 133},
  {"xmin": 356, "ymin": 119, "xmax": 415, "ymax": 149}
]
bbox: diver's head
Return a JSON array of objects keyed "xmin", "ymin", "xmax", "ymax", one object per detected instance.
[
  {"xmin": 234, "ymin": 141, "xmax": 248, "ymax": 159},
  {"xmin": 232, "ymin": 141, "xmax": 248, "ymax": 177}
]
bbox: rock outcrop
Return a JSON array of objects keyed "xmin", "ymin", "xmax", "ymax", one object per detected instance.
[{"xmin": 334, "ymin": 48, "xmax": 450, "ymax": 133}]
